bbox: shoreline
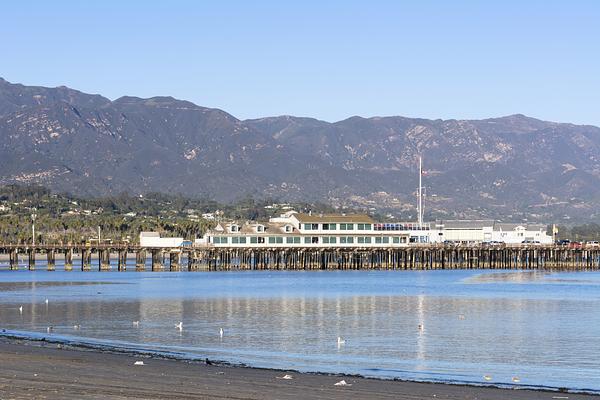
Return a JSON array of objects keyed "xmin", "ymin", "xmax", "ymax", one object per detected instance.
[{"xmin": 0, "ymin": 333, "xmax": 597, "ymax": 399}]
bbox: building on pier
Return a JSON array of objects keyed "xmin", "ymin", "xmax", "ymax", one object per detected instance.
[
  {"xmin": 204, "ymin": 211, "xmax": 433, "ymax": 248},
  {"xmin": 200, "ymin": 211, "xmax": 552, "ymax": 248}
]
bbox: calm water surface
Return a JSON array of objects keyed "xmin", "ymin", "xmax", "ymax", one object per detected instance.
[{"xmin": 1, "ymin": 268, "xmax": 599, "ymax": 392}]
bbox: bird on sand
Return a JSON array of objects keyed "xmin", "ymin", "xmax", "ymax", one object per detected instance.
[
  {"xmin": 337, "ymin": 336, "xmax": 346, "ymax": 345},
  {"xmin": 132, "ymin": 321, "xmax": 140, "ymax": 327},
  {"xmin": 19, "ymin": 306, "xmax": 23, "ymax": 314},
  {"xmin": 334, "ymin": 380, "xmax": 351, "ymax": 386},
  {"xmin": 175, "ymin": 322, "xmax": 183, "ymax": 331},
  {"xmin": 73, "ymin": 325, "xmax": 81, "ymax": 330},
  {"xmin": 483, "ymin": 375, "xmax": 492, "ymax": 381},
  {"xmin": 45, "ymin": 299, "xmax": 49, "ymax": 305},
  {"xmin": 219, "ymin": 327, "xmax": 224, "ymax": 338},
  {"xmin": 512, "ymin": 376, "xmax": 521, "ymax": 383},
  {"xmin": 46, "ymin": 326, "xmax": 54, "ymax": 333}
]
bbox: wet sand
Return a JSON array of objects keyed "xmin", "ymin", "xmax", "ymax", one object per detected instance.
[{"xmin": 0, "ymin": 337, "xmax": 596, "ymax": 400}]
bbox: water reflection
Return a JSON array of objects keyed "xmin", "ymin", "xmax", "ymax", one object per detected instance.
[{"xmin": 0, "ymin": 270, "xmax": 600, "ymax": 391}]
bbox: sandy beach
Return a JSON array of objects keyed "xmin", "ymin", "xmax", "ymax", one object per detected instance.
[{"xmin": 0, "ymin": 336, "xmax": 596, "ymax": 400}]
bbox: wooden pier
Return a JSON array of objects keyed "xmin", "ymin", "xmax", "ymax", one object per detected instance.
[{"xmin": 1, "ymin": 244, "xmax": 600, "ymax": 272}]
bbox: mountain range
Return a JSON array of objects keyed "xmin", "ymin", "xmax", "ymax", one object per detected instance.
[{"xmin": 1, "ymin": 77, "xmax": 599, "ymax": 222}]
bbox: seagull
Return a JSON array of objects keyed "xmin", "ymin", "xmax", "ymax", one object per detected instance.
[
  {"xmin": 45, "ymin": 299, "xmax": 49, "ymax": 305},
  {"xmin": 219, "ymin": 327, "xmax": 224, "ymax": 338},
  {"xmin": 47, "ymin": 326, "xmax": 54, "ymax": 333},
  {"xmin": 132, "ymin": 321, "xmax": 140, "ymax": 327},
  {"xmin": 334, "ymin": 379, "xmax": 351, "ymax": 386},
  {"xmin": 134, "ymin": 361, "xmax": 145, "ymax": 366},
  {"xmin": 483, "ymin": 375, "xmax": 492, "ymax": 381},
  {"xmin": 175, "ymin": 322, "xmax": 183, "ymax": 331},
  {"xmin": 19, "ymin": 306, "xmax": 23, "ymax": 314},
  {"xmin": 458, "ymin": 314, "xmax": 466, "ymax": 320},
  {"xmin": 277, "ymin": 374, "xmax": 293, "ymax": 380},
  {"xmin": 418, "ymin": 324, "xmax": 424, "ymax": 331},
  {"xmin": 73, "ymin": 325, "xmax": 81, "ymax": 330},
  {"xmin": 512, "ymin": 376, "xmax": 521, "ymax": 383},
  {"xmin": 337, "ymin": 336, "xmax": 346, "ymax": 345}
]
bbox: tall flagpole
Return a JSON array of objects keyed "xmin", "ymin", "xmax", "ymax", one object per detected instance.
[{"xmin": 418, "ymin": 156, "xmax": 423, "ymax": 226}]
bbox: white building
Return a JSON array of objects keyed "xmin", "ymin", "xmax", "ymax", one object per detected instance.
[
  {"xmin": 435, "ymin": 220, "xmax": 552, "ymax": 244},
  {"xmin": 199, "ymin": 212, "xmax": 553, "ymax": 248},
  {"xmin": 139, "ymin": 232, "xmax": 184, "ymax": 248}
]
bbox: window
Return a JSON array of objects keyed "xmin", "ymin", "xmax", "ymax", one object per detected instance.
[
  {"xmin": 268, "ymin": 237, "xmax": 276, "ymax": 244},
  {"xmin": 393, "ymin": 237, "xmax": 400, "ymax": 244},
  {"xmin": 347, "ymin": 237, "xmax": 354, "ymax": 243},
  {"xmin": 256, "ymin": 225, "xmax": 264, "ymax": 232},
  {"xmin": 230, "ymin": 225, "xmax": 239, "ymax": 232},
  {"xmin": 304, "ymin": 223, "xmax": 312, "ymax": 230},
  {"xmin": 323, "ymin": 236, "xmax": 337, "ymax": 244},
  {"xmin": 304, "ymin": 223, "xmax": 319, "ymax": 230},
  {"xmin": 214, "ymin": 236, "xmax": 228, "ymax": 244},
  {"xmin": 375, "ymin": 237, "xmax": 382, "ymax": 244},
  {"xmin": 382, "ymin": 237, "xmax": 389, "ymax": 244},
  {"xmin": 311, "ymin": 236, "xmax": 319, "ymax": 244},
  {"xmin": 250, "ymin": 237, "xmax": 258, "ymax": 244},
  {"xmin": 358, "ymin": 237, "xmax": 365, "ymax": 244},
  {"xmin": 276, "ymin": 237, "xmax": 283, "ymax": 244},
  {"xmin": 322, "ymin": 223, "xmax": 337, "ymax": 230},
  {"xmin": 340, "ymin": 223, "xmax": 354, "ymax": 230},
  {"xmin": 329, "ymin": 237, "xmax": 336, "ymax": 244},
  {"xmin": 364, "ymin": 224, "xmax": 372, "ymax": 230},
  {"xmin": 304, "ymin": 237, "xmax": 312, "ymax": 244},
  {"xmin": 285, "ymin": 225, "xmax": 292, "ymax": 233},
  {"xmin": 286, "ymin": 236, "xmax": 295, "ymax": 244},
  {"xmin": 357, "ymin": 223, "xmax": 365, "ymax": 230},
  {"xmin": 364, "ymin": 237, "xmax": 371, "ymax": 243},
  {"xmin": 340, "ymin": 237, "xmax": 347, "ymax": 244},
  {"xmin": 239, "ymin": 237, "xmax": 247, "ymax": 244},
  {"xmin": 232, "ymin": 237, "xmax": 239, "ymax": 244},
  {"xmin": 258, "ymin": 237, "xmax": 265, "ymax": 244}
]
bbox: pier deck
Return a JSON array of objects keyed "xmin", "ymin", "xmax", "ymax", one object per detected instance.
[{"xmin": 1, "ymin": 244, "xmax": 600, "ymax": 271}]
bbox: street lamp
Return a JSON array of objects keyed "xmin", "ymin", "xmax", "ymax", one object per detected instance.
[{"xmin": 31, "ymin": 211, "xmax": 37, "ymax": 246}]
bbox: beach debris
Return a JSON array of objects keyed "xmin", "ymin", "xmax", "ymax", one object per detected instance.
[
  {"xmin": 175, "ymin": 321, "xmax": 183, "ymax": 331},
  {"xmin": 512, "ymin": 376, "xmax": 521, "ymax": 383},
  {"xmin": 19, "ymin": 306, "xmax": 23, "ymax": 314},
  {"xmin": 334, "ymin": 380, "xmax": 351, "ymax": 386},
  {"xmin": 132, "ymin": 320, "xmax": 140, "ymax": 327},
  {"xmin": 337, "ymin": 336, "xmax": 346, "ymax": 345},
  {"xmin": 483, "ymin": 375, "xmax": 492, "ymax": 381},
  {"xmin": 46, "ymin": 326, "xmax": 54, "ymax": 333},
  {"xmin": 216, "ymin": 371, "xmax": 225, "ymax": 375},
  {"xmin": 134, "ymin": 361, "xmax": 145, "ymax": 366},
  {"xmin": 277, "ymin": 374, "xmax": 293, "ymax": 380},
  {"xmin": 551, "ymin": 397, "xmax": 569, "ymax": 399},
  {"xmin": 220, "ymin": 327, "xmax": 224, "ymax": 338},
  {"xmin": 206, "ymin": 358, "xmax": 213, "ymax": 365}
]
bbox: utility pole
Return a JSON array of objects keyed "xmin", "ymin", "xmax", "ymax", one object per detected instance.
[{"xmin": 31, "ymin": 211, "xmax": 37, "ymax": 246}]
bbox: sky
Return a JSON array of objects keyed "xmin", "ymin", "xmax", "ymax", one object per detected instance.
[{"xmin": 2, "ymin": 1, "xmax": 599, "ymax": 125}]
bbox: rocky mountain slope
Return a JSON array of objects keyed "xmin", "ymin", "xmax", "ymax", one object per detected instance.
[{"xmin": 1, "ymin": 77, "xmax": 599, "ymax": 222}]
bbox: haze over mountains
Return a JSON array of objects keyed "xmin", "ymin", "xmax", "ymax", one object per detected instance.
[{"xmin": 1, "ymin": 77, "xmax": 599, "ymax": 222}]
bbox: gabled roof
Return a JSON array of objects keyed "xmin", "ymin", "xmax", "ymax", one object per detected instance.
[{"xmin": 292, "ymin": 213, "xmax": 374, "ymax": 224}]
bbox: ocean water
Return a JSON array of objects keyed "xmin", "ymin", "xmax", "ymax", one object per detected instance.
[{"xmin": 1, "ymin": 268, "xmax": 599, "ymax": 392}]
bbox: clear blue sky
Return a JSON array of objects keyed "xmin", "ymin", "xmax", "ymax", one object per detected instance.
[{"xmin": 2, "ymin": 1, "xmax": 599, "ymax": 125}]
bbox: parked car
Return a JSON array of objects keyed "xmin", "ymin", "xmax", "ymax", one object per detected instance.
[
  {"xmin": 556, "ymin": 239, "xmax": 571, "ymax": 246},
  {"xmin": 586, "ymin": 241, "xmax": 599, "ymax": 247},
  {"xmin": 569, "ymin": 241, "xmax": 583, "ymax": 249}
]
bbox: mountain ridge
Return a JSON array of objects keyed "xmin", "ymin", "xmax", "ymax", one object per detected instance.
[{"xmin": 1, "ymin": 77, "xmax": 599, "ymax": 222}]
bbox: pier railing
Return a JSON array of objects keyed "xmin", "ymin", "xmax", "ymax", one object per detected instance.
[{"xmin": 1, "ymin": 244, "xmax": 600, "ymax": 271}]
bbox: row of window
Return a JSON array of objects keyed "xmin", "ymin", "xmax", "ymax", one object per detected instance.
[
  {"xmin": 213, "ymin": 236, "xmax": 408, "ymax": 244},
  {"xmin": 373, "ymin": 223, "xmax": 430, "ymax": 231},
  {"xmin": 303, "ymin": 223, "xmax": 373, "ymax": 231}
]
